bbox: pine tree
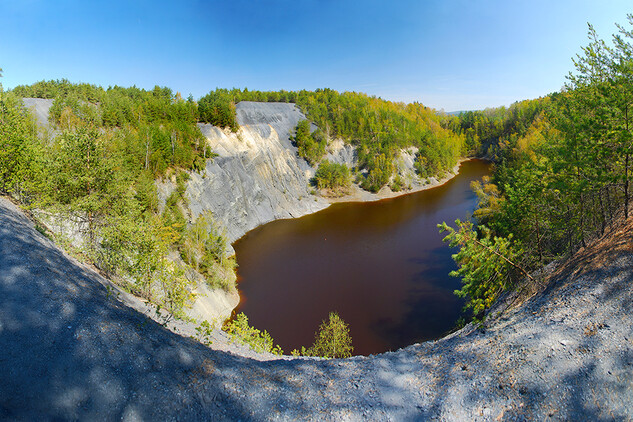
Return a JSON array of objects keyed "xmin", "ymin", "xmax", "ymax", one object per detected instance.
[{"xmin": 307, "ymin": 312, "xmax": 354, "ymax": 359}]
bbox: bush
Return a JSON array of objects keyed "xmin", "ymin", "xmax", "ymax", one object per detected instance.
[
  {"xmin": 292, "ymin": 120, "xmax": 325, "ymax": 165},
  {"xmin": 390, "ymin": 174, "xmax": 405, "ymax": 192},
  {"xmin": 302, "ymin": 312, "xmax": 353, "ymax": 358},
  {"xmin": 223, "ymin": 313, "xmax": 283, "ymax": 355},
  {"xmin": 314, "ymin": 160, "xmax": 350, "ymax": 191}
]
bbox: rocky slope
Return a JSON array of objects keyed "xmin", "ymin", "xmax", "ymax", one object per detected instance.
[
  {"xmin": 184, "ymin": 101, "xmax": 457, "ymax": 246},
  {"xmin": 2, "ymin": 194, "xmax": 632, "ymax": 420},
  {"xmin": 185, "ymin": 101, "xmax": 330, "ymax": 246},
  {"xmin": 22, "ymin": 97, "xmax": 53, "ymax": 128}
]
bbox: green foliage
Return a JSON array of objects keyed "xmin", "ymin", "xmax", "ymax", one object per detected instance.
[
  {"xmin": 49, "ymin": 94, "xmax": 102, "ymax": 127},
  {"xmin": 0, "ymin": 93, "xmax": 38, "ymax": 197},
  {"xmin": 12, "ymin": 81, "xmax": 206, "ymax": 178},
  {"xmin": 292, "ymin": 120, "xmax": 326, "ymax": 165},
  {"xmin": 155, "ymin": 260, "xmax": 194, "ymax": 318},
  {"xmin": 36, "ymin": 127, "xmax": 126, "ymax": 256},
  {"xmin": 195, "ymin": 320, "xmax": 214, "ymax": 346},
  {"xmin": 452, "ymin": 98, "xmax": 548, "ymax": 157},
  {"xmin": 12, "ymin": 79, "xmax": 103, "ymax": 101},
  {"xmin": 439, "ymin": 220, "xmax": 519, "ymax": 315},
  {"xmin": 198, "ymin": 87, "xmax": 465, "ymax": 191},
  {"xmin": 314, "ymin": 160, "xmax": 351, "ymax": 191},
  {"xmin": 160, "ymin": 171, "xmax": 191, "ymax": 245},
  {"xmin": 360, "ymin": 152, "xmax": 394, "ymax": 192},
  {"xmin": 390, "ymin": 174, "xmax": 405, "ymax": 192},
  {"xmin": 443, "ymin": 14, "xmax": 633, "ymax": 314},
  {"xmin": 223, "ymin": 313, "xmax": 283, "ymax": 355},
  {"xmin": 302, "ymin": 312, "xmax": 354, "ymax": 359},
  {"xmin": 181, "ymin": 210, "xmax": 235, "ymax": 291},
  {"xmin": 198, "ymin": 89, "xmax": 239, "ymax": 131}
]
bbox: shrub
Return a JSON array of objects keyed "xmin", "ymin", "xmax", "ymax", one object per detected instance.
[
  {"xmin": 303, "ymin": 312, "xmax": 353, "ymax": 358},
  {"xmin": 314, "ymin": 160, "xmax": 351, "ymax": 191},
  {"xmin": 223, "ymin": 313, "xmax": 283, "ymax": 355}
]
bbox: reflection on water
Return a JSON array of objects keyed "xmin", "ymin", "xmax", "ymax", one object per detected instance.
[{"xmin": 233, "ymin": 160, "xmax": 491, "ymax": 355}]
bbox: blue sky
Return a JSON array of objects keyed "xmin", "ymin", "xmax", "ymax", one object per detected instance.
[{"xmin": 0, "ymin": 1, "xmax": 631, "ymax": 111}]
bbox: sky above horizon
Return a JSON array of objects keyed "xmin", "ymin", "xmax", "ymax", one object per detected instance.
[{"xmin": 1, "ymin": 1, "xmax": 631, "ymax": 111}]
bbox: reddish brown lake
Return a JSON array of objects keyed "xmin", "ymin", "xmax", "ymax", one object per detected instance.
[{"xmin": 233, "ymin": 159, "xmax": 491, "ymax": 356}]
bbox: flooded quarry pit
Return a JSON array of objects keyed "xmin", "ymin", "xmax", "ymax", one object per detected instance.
[{"xmin": 233, "ymin": 159, "xmax": 491, "ymax": 356}]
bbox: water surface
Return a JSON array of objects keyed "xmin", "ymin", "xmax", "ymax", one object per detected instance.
[{"xmin": 234, "ymin": 159, "xmax": 491, "ymax": 355}]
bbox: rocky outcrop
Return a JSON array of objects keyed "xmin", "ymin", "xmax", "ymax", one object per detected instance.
[
  {"xmin": 324, "ymin": 138, "xmax": 357, "ymax": 166},
  {"xmin": 186, "ymin": 102, "xmax": 330, "ymax": 246},
  {"xmin": 22, "ymin": 98, "xmax": 54, "ymax": 128},
  {"xmin": 186, "ymin": 101, "xmax": 455, "ymax": 246}
]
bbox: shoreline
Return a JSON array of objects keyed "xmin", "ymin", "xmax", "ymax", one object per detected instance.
[
  {"xmin": 230, "ymin": 158, "xmax": 473, "ymax": 248},
  {"xmin": 229, "ymin": 158, "xmax": 477, "ymax": 323},
  {"xmin": 322, "ymin": 158, "xmax": 469, "ymax": 205}
]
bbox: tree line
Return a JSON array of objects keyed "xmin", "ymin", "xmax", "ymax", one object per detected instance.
[
  {"xmin": 441, "ymin": 14, "xmax": 633, "ymax": 318},
  {"xmin": 446, "ymin": 97, "xmax": 548, "ymax": 157},
  {"xmin": 198, "ymin": 87, "xmax": 465, "ymax": 192},
  {"xmin": 12, "ymin": 81, "xmax": 466, "ymax": 194}
]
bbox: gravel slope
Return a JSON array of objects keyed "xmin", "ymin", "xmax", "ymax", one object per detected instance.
[{"xmin": 1, "ymin": 195, "xmax": 632, "ymax": 421}]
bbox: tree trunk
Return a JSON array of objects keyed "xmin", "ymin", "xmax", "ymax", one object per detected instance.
[
  {"xmin": 598, "ymin": 188, "xmax": 606, "ymax": 235},
  {"xmin": 625, "ymin": 153, "xmax": 629, "ymax": 218}
]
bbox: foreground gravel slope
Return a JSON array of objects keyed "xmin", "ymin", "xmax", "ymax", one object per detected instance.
[{"xmin": 1, "ymin": 196, "xmax": 632, "ymax": 421}]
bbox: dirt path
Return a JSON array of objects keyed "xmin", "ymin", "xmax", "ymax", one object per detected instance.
[{"xmin": 1, "ymin": 196, "xmax": 632, "ymax": 420}]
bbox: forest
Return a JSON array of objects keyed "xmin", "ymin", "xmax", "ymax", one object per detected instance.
[
  {"xmin": 441, "ymin": 15, "xmax": 633, "ymax": 317},
  {"xmin": 198, "ymin": 87, "xmax": 465, "ymax": 192}
]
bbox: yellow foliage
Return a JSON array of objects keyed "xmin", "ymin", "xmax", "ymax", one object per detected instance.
[{"xmin": 472, "ymin": 176, "xmax": 504, "ymax": 222}]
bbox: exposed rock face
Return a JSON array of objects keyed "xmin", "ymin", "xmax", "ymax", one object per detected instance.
[
  {"xmin": 186, "ymin": 102, "xmax": 330, "ymax": 246},
  {"xmin": 22, "ymin": 98, "xmax": 54, "ymax": 128},
  {"xmin": 186, "ymin": 271, "xmax": 238, "ymax": 323},
  {"xmin": 395, "ymin": 147, "xmax": 424, "ymax": 189},
  {"xmin": 324, "ymin": 138, "xmax": 357, "ymax": 166}
]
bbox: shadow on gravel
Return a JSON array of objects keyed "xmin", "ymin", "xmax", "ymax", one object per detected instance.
[
  {"xmin": 3, "ymin": 195, "xmax": 633, "ymax": 420},
  {"xmin": 0, "ymin": 200, "xmax": 263, "ymax": 420}
]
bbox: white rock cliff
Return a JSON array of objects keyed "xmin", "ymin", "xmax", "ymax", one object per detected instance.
[{"xmin": 186, "ymin": 102, "xmax": 330, "ymax": 247}]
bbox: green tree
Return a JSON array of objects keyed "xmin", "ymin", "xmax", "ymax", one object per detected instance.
[
  {"xmin": 181, "ymin": 210, "xmax": 233, "ymax": 290},
  {"xmin": 314, "ymin": 160, "xmax": 351, "ymax": 191},
  {"xmin": 0, "ymin": 93, "xmax": 38, "ymax": 197},
  {"xmin": 41, "ymin": 127, "xmax": 122, "ymax": 254},
  {"xmin": 223, "ymin": 313, "xmax": 283, "ymax": 355},
  {"xmin": 306, "ymin": 312, "xmax": 354, "ymax": 358},
  {"xmin": 155, "ymin": 259, "xmax": 194, "ymax": 318},
  {"xmin": 438, "ymin": 220, "xmax": 533, "ymax": 316},
  {"xmin": 293, "ymin": 120, "xmax": 326, "ymax": 165}
]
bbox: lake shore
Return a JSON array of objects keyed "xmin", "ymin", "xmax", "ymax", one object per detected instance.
[
  {"xmin": 233, "ymin": 159, "xmax": 491, "ymax": 354},
  {"xmin": 322, "ymin": 158, "xmax": 469, "ymax": 204}
]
